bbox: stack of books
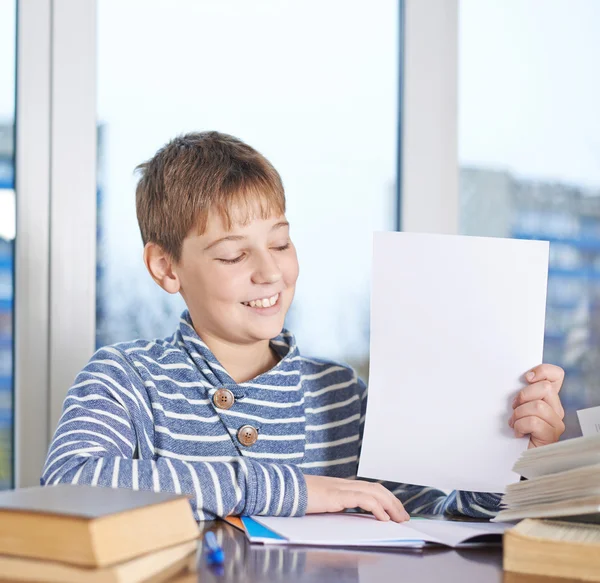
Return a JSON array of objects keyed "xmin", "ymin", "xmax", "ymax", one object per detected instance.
[
  {"xmin": 498, "ymin": 434, "xmax": 600, "ymax": 581},
  {"xmin": 0, "ymin": 485, "xmax": 200, "ymax": 583}
]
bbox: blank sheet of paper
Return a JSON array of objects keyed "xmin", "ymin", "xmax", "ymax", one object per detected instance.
[{"xmin": 358, "ymin": 232, "xmax": 549, "ymax": 493}]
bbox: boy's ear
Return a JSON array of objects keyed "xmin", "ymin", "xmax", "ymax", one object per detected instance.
[{"xmin": 143, "ymin": 242, "xmax": 181, "ymax": 294}]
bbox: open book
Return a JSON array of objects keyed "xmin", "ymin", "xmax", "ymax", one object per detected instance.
[
  {"xmin": 241, "ymin": 513, "xmax": 509, "ymax": 549},
  {"xmin": 494, "ymin": 434, "xmax": 600, "ymax": 522}
]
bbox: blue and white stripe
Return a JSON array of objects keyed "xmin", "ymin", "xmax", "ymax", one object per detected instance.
[{"xmin": 41, "ymin": 310, "xmax": 501, "ymax": 520}]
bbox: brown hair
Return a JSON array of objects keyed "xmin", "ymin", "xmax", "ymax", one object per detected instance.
[{"xmin": 135, "ymin": 131, "xmax": 286, "ymax": 262}]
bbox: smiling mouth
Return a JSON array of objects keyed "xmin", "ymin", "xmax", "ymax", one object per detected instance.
[{"xmin": 241, "ymin": 293, "xmax": 280, "ymax": 309}]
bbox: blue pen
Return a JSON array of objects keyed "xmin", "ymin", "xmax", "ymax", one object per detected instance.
[{"xmin": 204, "ymin": 531, "xmax": 225, "ymax": 566}]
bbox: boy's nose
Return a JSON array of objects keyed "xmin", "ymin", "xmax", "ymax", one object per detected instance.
[
  {"xmin": 253, "ymin": 267, "xmax": 282, "ymax": 285},
  {"xmin": 251, "ymin": 252, "xmax": 283, "ymax": 285}
]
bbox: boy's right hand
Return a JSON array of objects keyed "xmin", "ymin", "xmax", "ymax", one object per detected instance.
[{"xmin": 304, "ymin": 475, "xmax": 410, "ymax": 522}]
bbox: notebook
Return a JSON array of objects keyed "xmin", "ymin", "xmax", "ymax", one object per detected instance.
[{"xmin": 241, "ymin": 513, "xmax": 510, "ymax": 549}]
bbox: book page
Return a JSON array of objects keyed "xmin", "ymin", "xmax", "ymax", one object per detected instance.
[
  {"xmin": 358, "ymin": 232, "xmax": 549, "ymax": 492},
  {"xmin": 251, "ymin": 514, "xmax": 509, "ymax": 547},
  {"xmin": 252, "ymin": 513, "xmax": 435, "ymax": 546},
  {"xmin": 577, "ymin": 406, "xmax": 600, "ymax": 436}
]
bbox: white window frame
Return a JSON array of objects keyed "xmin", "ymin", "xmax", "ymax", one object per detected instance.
[
  {"xmin": 13, "ymin": 0, "xmax": 458, "ymax": 487},
  {"xmin": 401, "ymin": 0, "xmax": 459, "ymax": 235},
  {"xmin": 14, "ymin": 0, "xmax": 51, "ymax": 488},
  {"xmin": 14, "ymin": 0, "xmax": 96, "ymax": 487},
  {"xmin": 48, "ymin": 0, "xmax": 97, "ymax": 439}
]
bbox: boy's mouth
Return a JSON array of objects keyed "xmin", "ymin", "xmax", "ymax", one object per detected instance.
[{"xmin": 241, "ymin": 292, "xmax": 280, "ymax": 309}]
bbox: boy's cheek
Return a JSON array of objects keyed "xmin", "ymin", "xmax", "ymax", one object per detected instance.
[
  {"xmin": 282, "ymin": 287, "xmax": 297, "ymax": 315},
  {"xmin": 284, "ymin": 252, "xmax": 300, "ymax": 285}
]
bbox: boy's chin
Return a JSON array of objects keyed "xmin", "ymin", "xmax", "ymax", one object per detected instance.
[{"xmin": 246, "ymin": 319, "xmax": 286, "ymax": 342}]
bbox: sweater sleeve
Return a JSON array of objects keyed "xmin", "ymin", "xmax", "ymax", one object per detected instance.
[
  {"xmin": 357, "ymin": 379, "xmax": 502, "ymax": 518},
  {"xmin": 41, "ymin": 348, "xmax": 307, "ymax": 521}
]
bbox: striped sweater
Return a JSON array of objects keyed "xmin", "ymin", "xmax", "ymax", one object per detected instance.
[{"xmin": 41, "ymin": 310, "xmax": 501, "ymax": 521}]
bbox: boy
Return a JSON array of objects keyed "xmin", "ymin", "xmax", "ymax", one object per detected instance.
[{"xmin": 41, "ymin": 132, "xmax": 566, "ymax": 522}]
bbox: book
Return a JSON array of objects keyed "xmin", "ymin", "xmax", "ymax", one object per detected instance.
[
  {"xmin": 512, "ymin": 434, "xmax": 600, "ymax": 479},
  {"xmin": 222, "ymin": 516, "xmax": 245, "ymax": 531},
  {"xmin": 504, "ymin": 518, "xmax": 600, "ymax": 581},
  {"xmin": 0, "ymin": 485, "xmax": 199, "ymax": 567},
  {"xmin": 494, "ymin": 434, "xmax": 600, "ymax": 522},
  {"xmin": 0, "ymin": 540, "xmax": 197, "ymax": 583},
  {"xmin": 241, "ymin": 513, "xmax": 510, "ymax": 549}
]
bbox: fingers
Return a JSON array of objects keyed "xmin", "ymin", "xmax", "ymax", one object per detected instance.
[
  {"xmin": 341, "ymin": 491, "xmax": 391, "ymax": 522},
  {"xmin": 510, "ymin": 399, "xmax": 562, "ymax": 430},
  {"xmin": 512, "ymin": 415, "xmax": 564, "ymax": 445},
  {"xmin": 512, "ymin": 380, "xmax": 564, "ymax": 419},
  {"xmin": 510, "ymin": 400, "xmax": 565, "ymax": 444},
  {"xmin": 305, "ymin": 475, "xmax": 410, "ymax": 523},
  {"xmin": 516, "ymin": 365, "xmax": 566, "ymax": 447},
  {"xmin": 370, "ymin": 482, "xmax": 409, "ymax": 522},
  {"xmin": 341, "ymin": 481, "xmax": 409, "ymax": 523},
  {"xmin": 526, "ymin": 364, "xmax": 565, "ymax": 391}
]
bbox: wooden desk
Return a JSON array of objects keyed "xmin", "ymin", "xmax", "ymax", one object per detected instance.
[
  {"xmin": 167, "ymin": 522, "xmax": 581, "ymax": 583},
  {"xmin": 180, "ymin": 522, "xmax": 504, "ymax": 582}
]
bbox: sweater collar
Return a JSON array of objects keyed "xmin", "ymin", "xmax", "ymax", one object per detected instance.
[{"xmin": 177, "ymin": 310, "xmax": 299, "ymax": 387}]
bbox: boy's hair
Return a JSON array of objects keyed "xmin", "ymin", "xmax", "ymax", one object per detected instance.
[{"xmin": 135, "ymin": 131, "xmax": 286, "ymax": 262}]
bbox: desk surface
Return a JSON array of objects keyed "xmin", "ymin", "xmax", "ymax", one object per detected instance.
[
  {"xmin": 173, "ymin": 522, "xmax": 505, "ymax": 583},
  {"xmin": 168, "ymin": 522, "xmax": 580, "ymax": 583}
]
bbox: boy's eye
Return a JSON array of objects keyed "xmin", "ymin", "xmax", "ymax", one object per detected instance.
[
  {"xmin": 217, "ymin": 255, "xmax": 244, "ymax": 265},
  {"xmin": 216, "ymin": 243, "xmax": 289, "ymax": 264}
]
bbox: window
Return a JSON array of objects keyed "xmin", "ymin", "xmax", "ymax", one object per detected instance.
[
  {"xmin": 0, "ymin": 0, "xmax": 16, "ymax": 489},
  {"xmin": 96, "ymin": 1, "xmax": 400, "ymax": 380},
  {"xmin": 459, "ymin": 0, "xmax": 600, "ymax": 436}
]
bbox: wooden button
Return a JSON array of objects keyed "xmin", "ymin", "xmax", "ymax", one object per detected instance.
[
  {"xmin": 237, "ymin": 425, "xmax": 258, "ymax": 447},
  {"xmin": 213, "ymin": 388, "xmax": 235, "ymax": 410}
]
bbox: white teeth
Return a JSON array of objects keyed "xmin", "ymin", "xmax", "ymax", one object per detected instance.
[{"xmin": 244, "ymin": 293, "xmax": 279, "ymax": 309}]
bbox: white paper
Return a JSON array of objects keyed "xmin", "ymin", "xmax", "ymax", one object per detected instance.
[
  {"xmin": 577, "ymin": 406, "xmax": 600, "ymax": 436},
  {"xmin": 358, "ymin": 232, "xmax": 549, "ymax": 492},
  {"xmin": 251, "ymin": 514, "xmax": 508, "ymax": 548}
]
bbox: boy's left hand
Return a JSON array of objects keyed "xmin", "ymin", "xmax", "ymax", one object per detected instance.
[{"xmin": 509, "ymin": 364, "xmax": 565, "ymax": 448}]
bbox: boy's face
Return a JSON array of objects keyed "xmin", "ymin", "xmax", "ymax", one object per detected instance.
[{"xmin": 175, "ymin": 204, "xmax": 299, "ymax": 345}]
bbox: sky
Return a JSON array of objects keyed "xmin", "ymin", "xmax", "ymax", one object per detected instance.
[
  {"xmin": 1, "ymin": 0, "xmax": 600, "ymax": 360},
  {"xmin": 459, "ymin": 0, "xmax": 600, "ymax": 188}
]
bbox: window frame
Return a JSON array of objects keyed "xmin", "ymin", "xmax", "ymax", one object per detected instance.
[{"xmin": 13, "ymin": 0, "xmax": 96, "ymax": 487}]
